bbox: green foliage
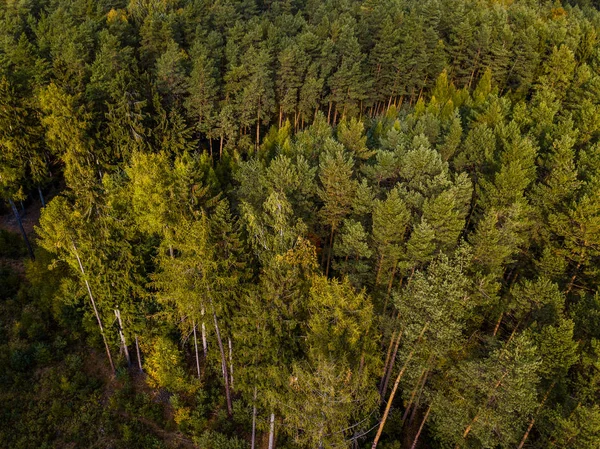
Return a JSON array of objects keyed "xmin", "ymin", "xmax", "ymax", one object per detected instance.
[
  {"xmin": 3, "ymin": 0, "xmax": 600, "ymax": 448},
  {"xmin": 0, "ymin": 230, "xmax": 27, "ymax": 259}
]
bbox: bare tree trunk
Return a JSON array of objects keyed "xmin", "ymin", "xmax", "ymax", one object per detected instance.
[
  {"xmin": 9, "ymin": 198, "xmax": 34, "ymax": 260},
  {"xmin": 517, "ymin": 381, "xmax": 556, "ymax": 449},
  {"xmin": 268, "ymin": 412, "xmax": 276, "ymax": 449},
  {"xmin": 213, "ymin": 310, "xmax": 233, "ymax": 417},
  {"xmin": 114, "ymin": 308, "xmax": 131, "ymax": 366},
  {"xmin": 38, "ymin": 187, "xmax": 46, "ymax": 207},
  {"xmin": 566, "ymin": 260, "xmax": 583, "ymax": 295},
  {"xmin": 73, "ymin": 243, "xmax": 115, "ymax": 373},
  {"xmin": 409, "ymin": 359, "xmax": 434, "ymax": 427},
  {"xmin": 492, "ymin": 312, "xmax": 503, "ymax": 337},
  {"xmin": 228, "ymin": 337, "xmax": 234, "ymax": 389},
  {"xmin": 380, "ymin": 330, "xmax": 397, "ymax": 386},
  {"xmin": 251, "ymin": 386, "xmax": 258, "ymax": 449},
  {"xmin": 372, "ymin": 323, "xmax": 429, "ymax": 449},
  {"xmin": 402, "ymin": 369, "xmax": 428, "ymax": 424},
  {"xmin": 410, "ymin": 405, "xmax": 431, "ymax": 449},
  {"xmin": 279, "ymin": 105, "xmax": 283, "ymax": 128},
  {"xmin": 380, "ymin": 330, "xmax": 403, "ymax": 399},
  {"xmin": 327, "ymin": 101, "xmax": 332, "ymax": 124},
  {"xmin": 201, "ymin": 305, "xmax": 208, "ymax": 357},
  {"xmin": 135, "ymin": 335, "xmax": 143, "ymax": 372},
  {"xmin": 220, "ymin": 134, "xmax": 224, "ymax": 158},
  {"xmin": 193, "ymin": 320, "xmax": 201, "ymax": 378}
]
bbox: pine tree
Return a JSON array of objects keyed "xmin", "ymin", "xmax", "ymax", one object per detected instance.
[
  {"xmin": 371, "ymin": 187, "xmax": 410, "ymax": 289},
  {"xmin": 185, "ymin": 41, "xmax": 219, "ymax": 151},
  {"xmin": 317, "ymin": 143, "xmax": 358, "ymax": 276},
  {"xmin": 431, "ymin": 333, "xmax": 540, "ymax": 448},
  {"xmin": 283, "ymin": 275, "xmax": 379, "ymax": 448}
]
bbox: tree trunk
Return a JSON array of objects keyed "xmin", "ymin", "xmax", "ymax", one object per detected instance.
[
  {"xmin": 256, "ymin": 105, "xmax": 261, "ymax": 151},
  {"xmin": 402, "ymin": 369, "xmax": 428, "ymax": 424},
  {"xmin": 135, "ymin": 335, "xmax": 143, "ymax": 372},
  {"xmin": 38, "ymin": 187, "xmax": 46, "ymax": 207},
  {"xmin": 228, "ymin": 337, "xmax": 234, "ymax": 389},
  {"xmin": 410, "ymin": 405, "xmax": 431, "ymax": 449},
  {"xmin": 380, "ymin": 330, "xmax": 397, "ymax": 388},
  {"xmin": 467, "ymin": 48, "xmax": 481, "ymax": 89},
  {"xmin": 387, "ymin": 95, "xmax": 394, "ymax": 111},
  {"xmin": 517, "ymin": 381, "xmax": 556, "ymax": 449},
  {"xmin": 492, "ymin": 312, "xmax": 503, "ymax": 337},
  {"xmin": 408, "ymin": 359, "xmax": 434, "ymax": 427},
  {"xmin": 9, "ymin": 198, "xmax": 34, "ymax": 260},
  {"xmin": 461, "ymin": 371, "xmax": 509, "ymax": 440},
  {"xmin": 372, "ymin": 323, "xmax": 429, "ymax": 449},
  {"xmin": 220, "ymin": 134, "xmax": 224, "ymax": 158},
  {"xmin": 201, "ymin": 306, "xmax": 208, "ymax": 357},
  {"xmin": 114, "ymin": 308, "xmax": 131, "ymax": 366},
  {"xmin": 213, "ymin": 310, "xmax": 233, "ymax": 417},
  {"xmin": 72, "ymin": 243, "xmax": 115, "ymax": 373},
  {"xmin": 327, "ymin": 101, "xmax": 332, "ymax": 124},
  {"xmin": 193, "ymin": 320, "xmax": 201, "ymax": 378},
  {"xmin": 380, "ymin": 330, "xmax": 403, "ymax": 399},
  {"xmin": 268, "ymin": 412, "xmax": 276, "ymax": 449},
  {"xmin": 372, "ymin": 349, "xmax": 418, "ymax": 449},
  {"xmin": 279, "ymin": 105, "xmax": 283, "ymax": 128},
  {"xmin": 251, "ymin": 386, "xmax": 258, "ymax": 449}
]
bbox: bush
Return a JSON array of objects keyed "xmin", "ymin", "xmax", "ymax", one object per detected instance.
[
  {"xmin": 0, "ymin": 230, "xmax": 27, "ymax": 259},
  {"xmin": 0, "ymin": 264, "xmax": 20, "ymax": 299},
  {"xmin": 193, "ymin": 430, "xmax": 248, "ymax": 449}
]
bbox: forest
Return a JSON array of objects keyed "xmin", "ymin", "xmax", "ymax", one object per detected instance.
[{"xmin": 1, "ymin": 0, "xmax": 600, "ymax": 448}]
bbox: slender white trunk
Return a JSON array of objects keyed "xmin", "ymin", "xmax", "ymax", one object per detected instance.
[
  {"xmin": 213, "ymin": 310, "xmax": 233, "ymax": 416},
  {"xmin": 193, "ymin": 320, "xmax": 201, "ymax": 378},
  {"xmin": 114, "ymin": 308, "xmax": 131, "ymax": 366},
  {"xmin": 72, "ymin": 243, "xmax": 115, "ymax": 373},
  {"xmin": 228, "ymin": 337, "xmax": 234, "ymax": 389},
  {"xmin": 135, "ymin": 335, "xmax": 143, "ymax": 372},
  {"xmin": 201, "ymin": 306, "xmax": 207, "ymax": 357},
  {"xmin": 268, "ymin": 412, "xmax": 276, "ymax": 449}
]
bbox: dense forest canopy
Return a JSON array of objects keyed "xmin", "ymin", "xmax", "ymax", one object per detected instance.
[{"xmin": 1, "ymin": 0, "xmax": 600, "ymax": 448}]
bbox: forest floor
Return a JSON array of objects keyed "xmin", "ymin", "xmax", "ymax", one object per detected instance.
[
  {"xmin": 0, "ymin": 196, "xmax": 42, "ymax": 235},
  {"xmin": 0, "ymin": 197, "xmax": 42, "ymax": 275}
]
